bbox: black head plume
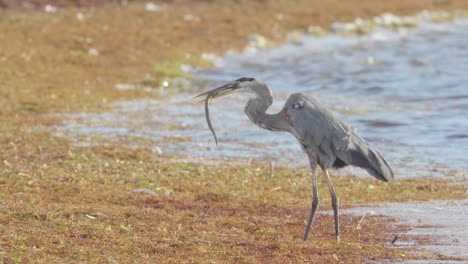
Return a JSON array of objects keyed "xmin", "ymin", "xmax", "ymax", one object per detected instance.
[{"xmin": 235, "ymin": 77, "xmax": 255, "ymax": 82}]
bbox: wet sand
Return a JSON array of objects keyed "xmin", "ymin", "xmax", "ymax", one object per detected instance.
[{"xmin": 341, "ymin": 200, "xmax": 468, "ymax": 261}]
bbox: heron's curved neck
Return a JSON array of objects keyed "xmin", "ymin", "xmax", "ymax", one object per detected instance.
[{"xmin": 244, "ymin": 91, "xmax": 289, "ymax": 132}]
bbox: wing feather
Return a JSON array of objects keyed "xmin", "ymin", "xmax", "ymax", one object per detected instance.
[{"xmin": 286, "ymin": 93, "xmax": 393, "ymax": 182}]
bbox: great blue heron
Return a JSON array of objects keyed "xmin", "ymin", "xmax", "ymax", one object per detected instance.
[{"xmin": 195, "ymin": 77, "xmax": 394, "ymax": 242}]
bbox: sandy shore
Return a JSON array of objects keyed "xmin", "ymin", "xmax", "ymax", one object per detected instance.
[
  {"xmin": 2, "ymin": 0, "xmax": 468, "ymax": 115},
  {"xmin": 0, "ymin": 1, "xmax": 467, "ymax": 262}
]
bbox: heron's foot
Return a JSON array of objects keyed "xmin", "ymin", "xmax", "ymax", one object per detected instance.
[{"xmin": 336, "ymin": 235, "xmax": 341, "ymax": 244}]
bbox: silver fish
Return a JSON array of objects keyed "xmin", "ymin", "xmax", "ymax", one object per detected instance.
[{"xmin": 204, "ymin": 94, "xmax": 218, "ymax": 147}]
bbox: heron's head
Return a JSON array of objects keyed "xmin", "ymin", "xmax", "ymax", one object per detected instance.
[
  {"xmin": 194, "ymin": 77, "xmax": 269, "ymax": 102},
  {"xmin": 194, "ymin": 77, "xmax": 274, "ymax": 147}
]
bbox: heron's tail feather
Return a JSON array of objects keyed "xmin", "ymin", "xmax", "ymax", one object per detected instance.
[{"xmin": 343, "ymin": 139, "xmax": 394, "ymax": 182}]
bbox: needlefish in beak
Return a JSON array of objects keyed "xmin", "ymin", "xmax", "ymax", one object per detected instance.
[
  {"xmin": 194, "ymin": 81, "xmax": 240, "ymax": 147},
  {"xmin": 204, "ymin": 94, "xmax": 218, "ymax": 146}
]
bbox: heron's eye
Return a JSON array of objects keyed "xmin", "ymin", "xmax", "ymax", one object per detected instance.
[{"xmin": 292, "ymin": 101, "xmax": 304, "ymax": 110}]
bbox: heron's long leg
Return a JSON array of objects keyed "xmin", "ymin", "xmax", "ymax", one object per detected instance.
[
  {"xmin": 323, "ymin": 169, "xmax": 340, "ymax": 242},
  {"xmin": 303, "ymin": 157, "xmax": 318, "ymax": 242}
]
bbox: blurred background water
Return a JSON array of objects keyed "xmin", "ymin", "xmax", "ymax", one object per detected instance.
[{"xmin": 57, "ymin": 19, "xmax": 468, "ymax": 179}]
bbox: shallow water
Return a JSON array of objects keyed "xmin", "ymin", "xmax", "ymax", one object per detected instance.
[
  {"xmin": 341, "ymin": 200, "xmax": 468, "ymax": 261},
  {"xmin": 56, "ymin": 19, "xmax": 468, "ymax": 179}
]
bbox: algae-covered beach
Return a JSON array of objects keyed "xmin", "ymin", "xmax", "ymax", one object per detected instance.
[{"xmin": 1, "ymin": 0, "xmax": 467, "ymax": 262}]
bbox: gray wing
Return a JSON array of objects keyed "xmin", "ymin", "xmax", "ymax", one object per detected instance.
[{"xmin": 285, "ymin": 93, "xmax": 394, "ymax": 182}]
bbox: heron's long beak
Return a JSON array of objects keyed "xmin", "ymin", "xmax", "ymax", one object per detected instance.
[
  {"xmin": 193, "ymin": 82, "xmax": 239, "ymax": 147},
  {"xmin": 193, "ymin": 82, "xmax": 239, "ymax": 102}
]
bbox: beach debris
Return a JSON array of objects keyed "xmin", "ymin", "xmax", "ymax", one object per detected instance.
[
  {"xmin": 330, "ymin": 22, "xmax": 357, "ymax": 34},
  {"xmin": 179, "ymin": 63, "xmax": 192, "ymax": 73},
  {"xmin": 355, "ymin": 213, "xmax": 367, "ymax": 230},
  {"xmin": 76, "ymin": 12, "xmax": 85, "ymax": 21},
  {"xmin": 307, "ymin": 26, "xmax": 328, "ymax": 36},
  {"xmin": 332, "ymin": 254, "xmax": 339, "ymax": 261},
  {"xmin": 114, "ymin": 83, "xmax": 136, "ymax": 91},
  {"xmin": 286, "ymin": 30, "xmax": 304, "ymax": 44},
  {"xmin": 184, "ymin": 14, "xmax": 200, "ymax": 22},
  {"xmin": 201, "ymin": 53, "xmax": 221, "ymax": 66},
  {"xmin": 152, "ymin": 146, "xmax": 163, "ymax": 155},
  {"xmin": 44, "ymin": 5, "xmax": 57, "ymax": 13},
  {"xmin": 317, "ymin": 10, "xmax": 461, "ymax": 37},
  {"xmin": 391, "ymin": 235, "xmax": 398, "ymax": 245},
  {"xmin": 246, "ymin": 34, "xmax": 269, "ymax": 51},
  {"xmin": 145, "ymin": 2, "xmax": 161, "ymax": 12},
  {"xmin": 373, "ymin": 13, "xmax": 417, "ymax": 31},
  {"xmin": 421, "ymin": 10, "xmax": 452, "ymax": 23},
  {"xmin": 331, "ymin": 18, "xmax": 373, "ymax": 35},
  {"xmin": 85, "ymin": 214, "xmax": 97, "ymax": 220},
  {"xmin": 132, "ymin": 188, "xmax": 157, "ymax": 196},
  {"xmin": 267, "ymin": 161, "xmax": 274, "ymax": 181},
  {"xmin": 88, "ymin": 48, "xmax": 99, "ymax": 56}
]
